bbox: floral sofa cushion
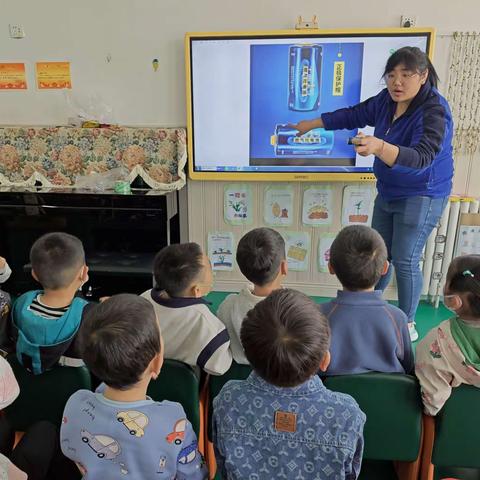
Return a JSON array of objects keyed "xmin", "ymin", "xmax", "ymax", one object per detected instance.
[{"xmin": 0, "ymin": 127, "xmax": 186, "ymax": 191}]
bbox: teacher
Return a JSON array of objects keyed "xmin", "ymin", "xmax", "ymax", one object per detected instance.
[{"xmin": 292, "ymin": 47, "xmax": 453, "ymax": 341}]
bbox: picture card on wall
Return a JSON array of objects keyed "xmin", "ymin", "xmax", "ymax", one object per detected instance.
[
  {"xmin": 0, "ymin": 63, "xmax": 27, "ymax": 90},
  {"xmin": 208, "ymin": 232, "xmax": 235, "ymax": 271},
  {"xmin": 224, "ymin": 184, "xmax": 253, "ymax": 225},
  {"xmin": 341, "ymin": 184, "xmax": 375, "ymax": 226},
  {"xmin": 302, "ymin": 185, "xmax": 333, "ymax": 226},
  {"xmin": 36, "ymin": 62, "xmax": 72, "ymax": 89},
  {"xmin": 455, "ymin": 225, "xmax": 480, "ymax": 257},
  {"xmin": 264, "ymin": 184, "xmax": 294, "ymax": 227},
  {"xmin": 282, "ymin": 231, "xmax": 311, "ymax": 272},
  {"xmin": 318, "ymin": 233, "xmax": 337, "ymax": 272}
]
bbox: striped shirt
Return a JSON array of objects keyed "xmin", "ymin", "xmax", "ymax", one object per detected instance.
[{"xmin": 27, "ymin": 295, "xmax": 70, "ymax": 319}]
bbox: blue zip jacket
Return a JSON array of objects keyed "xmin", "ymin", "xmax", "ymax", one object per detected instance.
[
  {"xmin": 319, "ymin": 290, "xmax": 414, "ymax": 376},
  {"xmin": 322, "ymin": 83, "xmax": 454, "ymax": 200}
]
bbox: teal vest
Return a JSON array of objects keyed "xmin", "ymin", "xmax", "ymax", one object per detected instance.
[{"xmin": 13, "ymin": 291, "xmax": 87, "ymax": 374}]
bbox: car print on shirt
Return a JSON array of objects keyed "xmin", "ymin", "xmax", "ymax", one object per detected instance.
[
  {"xmin": 166, "ymin": 419, "xmax": 187, "ymax": 445},
  {"xmin": 81, "ymin": 430, "xmax": 121, "ymax": 459},
  {"xmin": 117, "ymin": 410, "xmax": 149, "ymax": 437},
  {"xmin": 178, "ymin": 442, "xmax": 198, "ymax": 464}
]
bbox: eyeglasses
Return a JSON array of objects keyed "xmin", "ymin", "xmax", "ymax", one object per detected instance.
[
  {"xmin": 443, "ymin": 294, "xmax": 458, "ymax": 302},
  {"xmin": 384, "ymin": 71, "xmax": 419, "ymax": 83}
]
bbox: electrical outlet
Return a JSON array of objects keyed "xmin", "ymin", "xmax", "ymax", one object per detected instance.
[
  {"xmin": 9, "ymin": 24, "xmax": 25, "ymax": 39},
  {"xmin": 400, "ymin": 15, "xmax": 417, "ymax": 28}
]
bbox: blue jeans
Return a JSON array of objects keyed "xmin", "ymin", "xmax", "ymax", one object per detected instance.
[{"xmin": 372, "ymin": 195, "xmax": 449, "ymax": 322}]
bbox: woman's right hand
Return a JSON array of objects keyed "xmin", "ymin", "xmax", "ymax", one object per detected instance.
[{"xmin": 288, "ymin": 118, "xmax": 324, "ymax": 136}]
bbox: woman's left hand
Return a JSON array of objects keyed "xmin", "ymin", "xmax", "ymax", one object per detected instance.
[{"xmin": 352, "ymin": 132, "xmax": 384, "ymax": 157}]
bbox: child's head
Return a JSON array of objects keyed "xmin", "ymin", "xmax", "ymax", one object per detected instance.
[
  {"xmin": 241, "ymin": 288, "xmax": 330, "ymax": 387},
  {"xmin": 79, "ymin": 294, "xmax": 162, "ymax": 390},
  {"xmin": 444, "ymin": 255, "xmax": 480, "ymax": 319},
  {"xmin": 236, "ymin": 228, "xmax": 287, "ymax": 288},
  {"xmin": 329, "ymin": 225, "xmax": 388, "ymax": 291},
  {"xmin": 30, "ymin": 232, "xmax": 87, "ymax": 291},
  {"xmin": 153, "ymin": 242, "xmax": 213, "ymax": 298}
]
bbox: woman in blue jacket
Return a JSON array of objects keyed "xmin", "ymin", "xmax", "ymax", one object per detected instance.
[{"xmin": 293, "ymin": 47, "xmax": 454, "ymax": 341}]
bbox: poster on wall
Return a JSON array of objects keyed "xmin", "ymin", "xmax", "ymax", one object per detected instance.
[
  {"xmin": 249, "ymin": 42, "xmax": 364, "ymax": 166},
  {"xmin": 318, "ymin": 233, "xmax": 337, "ymax": 272},
  {"xmin": 282, "ymin": 231, "xmax": 311, "ymax": 272},
  {"xmin": 224, "ymin": 184, "xmax": 253, "ymax": 226},
  {"xmin": 208, "ymin": 232, "xmax": 235, "ymax": 272},
  {"xmin": 0, "ymin": 63, "xmax": 27, "ymax": 90},
  {"xmin": 302, "ymin": 185, "xmax": 333, "ymax": 226},
  {"xmin": 341, "ymin": 185, "xmax": 375, "ymax": 226},
  {"xmin": 264, "ymin": 184, "xmax": 294, "ymax": 227},
  {"xmin": 36, "ymin": 62, "xmax": 72, "ymax": 89}
]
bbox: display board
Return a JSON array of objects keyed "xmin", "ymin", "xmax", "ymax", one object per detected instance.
[{"xmin": 186, "ymin": 28, "xmax": 434, "ymax": 181}]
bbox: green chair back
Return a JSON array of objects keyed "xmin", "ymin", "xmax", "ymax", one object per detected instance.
[
  {"xmin": 324, "ymin": 373, "xmax": 422, "ymax": 462},
  {"xmin": 432, "ymin": 384, "xmax": 480, "ymax": 469},
  {"xmin": 147, "ymin": 359, "xmax": 201, "ymax": 436},
  {"xmin": 207, "ymin": 362, "xmax": 252, "ymax": 441},
  {"xmin": 4, "ymin": 354, "xmax": 92, "ymax": 431}
]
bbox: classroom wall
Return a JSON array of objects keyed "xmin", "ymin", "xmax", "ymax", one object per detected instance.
[
  {"xmin": 2, "ymin": 0, "xmax": 479, "ymax": 295},
  {"xmin": 1, "ymin": 0, "xmax": 479, "ymax": 126},
  {"xmin": 188, "ymin": 180, "xmax": 382, "ymax": 297}
]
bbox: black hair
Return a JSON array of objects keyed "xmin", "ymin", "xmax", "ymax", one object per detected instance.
[
  {"xmin": 236, "ymin": 228, "xmax": 286, "ymax": 286},
  {"xmin": 30, "ymin": 232, "xmax": 85, "ymax": 290},
  {"xmin": 383, "ymin": 46, "xmax": 439, "ymax": 88},
  {"xmin": 330, "ymin": 225, "xmax": 387, "ymax": 291},
  {"xmin": 79, "ymin": 294, "xmax": 161, "ymax": 390},
  {"xmin": 446, "ymin": 255, "xmax": 480, "ymax": 318},
  {"xmin": 153, "ymin": 242, "xmax": 205, "ymax": 297},
  {"xmin": 241, "ymin": 289, "xmax": 330, "ymax": 387}
]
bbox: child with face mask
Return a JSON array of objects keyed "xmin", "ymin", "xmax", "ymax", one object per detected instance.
[{"xmin": 416, "ymin": 255, "xmax": 480, "ymax": 415}]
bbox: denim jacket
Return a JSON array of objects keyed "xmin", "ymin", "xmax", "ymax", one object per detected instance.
[{"xmin": 213, "ymin": 372, "xmax": 366, "ymax": 480}]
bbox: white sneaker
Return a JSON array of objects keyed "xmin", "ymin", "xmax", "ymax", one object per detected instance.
[{"xmin": 408, "ymin": 322, "xmax": 419, "ymax": 342}]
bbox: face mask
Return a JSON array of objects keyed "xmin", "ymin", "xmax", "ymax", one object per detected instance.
[{"xmin": 443, "ymin": 294, "xmax": 463, "ymax": 314}]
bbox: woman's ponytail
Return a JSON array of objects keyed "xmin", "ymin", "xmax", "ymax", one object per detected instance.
[{"xmin": 425, "ymin": 56, "xmax": 439, "ymax": 89}]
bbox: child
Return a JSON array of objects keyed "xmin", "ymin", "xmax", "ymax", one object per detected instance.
[
  {"xmin": 0, "ymin": 356, "xmax": 77, "ymax": 480},
  {"xmin": 416, "ymin": 255, "xmax": 480, "ymax": 416},
  {"xmin": 213, "ymin": 289, "xmax": 366, "ymax": 480},
  {"xmin": 0, "ymin": 257, "xmax": 11, "ymax": 284},
  {"xmin": 320, "ymin": 225, "xmax": 413, "ymax": 376},
  {"xmin": 141, "ymin": 243, "xmax": 232, "ymax": 375},
  {"xmin": 0, "ymin": 256, "xmax": 12, "ymax": 351},
  {"xmin": 61, "ymin": 294, "xmax": 207, "ymax": 479},
  {"xmin": 0, "ymin": 356, "xmax": 26, "ymax": 480},
  {"xmin": 12, "ymin": 232, "xmax": 90, "ymax": 374},
  {"xmin": 217, "ymin": 227, "xmax": 287, "ymax": 364}
]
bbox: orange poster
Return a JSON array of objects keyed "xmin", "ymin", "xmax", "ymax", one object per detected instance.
[
  {"xmin": 0, "ymin": 63, "xmax": 27, "ymax": 90},
  {"xmin": 36, "ymin": 62, "xmax": 72, "ymax": 89}
]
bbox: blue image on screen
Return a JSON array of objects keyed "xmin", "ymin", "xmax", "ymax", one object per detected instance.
[{"xmin": 249, "ymin": 42, "xmax": 364, "ymax": 162}]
